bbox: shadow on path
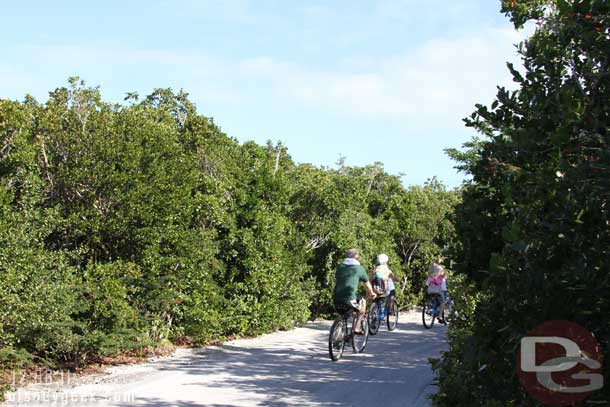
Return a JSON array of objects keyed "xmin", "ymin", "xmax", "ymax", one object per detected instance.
[{"xmin": 115, "ymin": 316, "xmax": 446, "ymax": 407}]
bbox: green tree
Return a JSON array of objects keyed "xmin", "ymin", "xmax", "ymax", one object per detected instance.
[
  {"xmin": 435, "ymin": 1, "xmax": 610, "ymax": 405},
  {"xmin": 0, "ymin": 77, "xmax": 459, "ymax": 400}
]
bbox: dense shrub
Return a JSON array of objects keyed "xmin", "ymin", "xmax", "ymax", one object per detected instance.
[
  {"xmin": 0, "ymin": 78, "xmax": 457, "ymax": 398},
  {"xmin": 436, "ymin": 1, "xmax": 610, "ymax": 405}
]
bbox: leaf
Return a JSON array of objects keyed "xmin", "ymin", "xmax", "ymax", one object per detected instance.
[{"xmin": 575, "ymin": 209, "xmax": 585, "ymax": 224}]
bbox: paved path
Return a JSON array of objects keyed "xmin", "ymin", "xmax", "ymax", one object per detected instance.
[{"xmin": 3, "ymin": 311, "xmax": 447, "ymax": 407}]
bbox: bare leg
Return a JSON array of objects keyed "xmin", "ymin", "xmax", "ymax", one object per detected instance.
[
  {"xmin": 354, "ymin": 299, "xmax": 367, "ymax": 333},
  {"xmin": 438, "ymin": 294, "xmax": 446, "ymax": 323}
]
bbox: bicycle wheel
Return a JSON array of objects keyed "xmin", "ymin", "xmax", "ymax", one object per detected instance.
[
  {"xmin": 328, "ymin": 317, "xmax": 346, "ymax": 361},
  {"xmin": 440, "ymin": 297, "xmax": 452, "ymax": 325},
  {"xmin": 368, "ymin": 301, "xmax": 380, "ymax": 335},
  {"xmin": 387, "ymin": 300, "xmax": 399, "ymax": 331},
  {"xmin": 351, "ymin": 313, "xmax": 369, "ymax": 353},
  {"xmin": 444, "ymin": 298, "xmax": 453, "ymax": 323},
  {"xmin": 422, "ymin": 296, "xmax": 436, "ymax": 329}
]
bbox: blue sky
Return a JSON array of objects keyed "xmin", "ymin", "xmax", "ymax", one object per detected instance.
[{"xmin": 0, "ymin": 0, "xmax": 531, "ymax": 188}]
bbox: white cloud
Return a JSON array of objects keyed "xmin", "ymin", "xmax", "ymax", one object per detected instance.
[
  {"xmin": 2, "ymin": 22, "xmax": 534, "ymax": 131},
  {"xmin": 235, "ymin": 26, "xmax": 531, "ymax": 127}
]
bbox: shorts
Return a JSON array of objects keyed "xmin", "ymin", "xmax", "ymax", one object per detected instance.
[{"xmin": 334, "ymin": 297, "xmax": 362, "ymax": 315}]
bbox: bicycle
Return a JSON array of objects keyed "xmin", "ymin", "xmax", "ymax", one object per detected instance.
[
  {"xmin": 368, "ymin": 295, "xmax": 399, "ymax": 335},
  {"xmin": 422, "ymin": 292, "xmax": 453, "ymax": 329},
  {"xmin": 328, "ymin": 306, "xmax": 370, "ymax": 361}
]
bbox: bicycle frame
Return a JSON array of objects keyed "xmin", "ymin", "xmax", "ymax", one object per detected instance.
[
  {"xmin": 374, "ymin": 296, "xmax": 390, "ymax": 320},
  {"xmin": 329, "ymin": 306, "xmax": 370, "ymax": 361},
  {"xmin": 425, "ymin": 292, "xmax": 450, "ymax": 320},
  {"xmin": 428, "ymin": 294, "xmax": 441, "ymax": 315}
]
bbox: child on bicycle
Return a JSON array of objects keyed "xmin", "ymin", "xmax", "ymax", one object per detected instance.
[
  {"xmin": 427, "ymin": 257, "xmax": 447, "ymax": 324},
  {"xmin": 371, "ymin": 254, "xmax": 396, "ymax": 312}
]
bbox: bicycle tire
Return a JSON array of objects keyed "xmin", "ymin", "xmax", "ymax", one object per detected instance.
[
  {"xmin": 351, "ymin": 312, "xmax": 369, "ymax": 353},
  {"xmin": 440, "ymin": 299, "xmax": 450, "ymax": 325},
  {"xmin": 443, "ymin": 298, "xmax": 453, "ymax": 324},
  {"xmin": 422, "ymin": 296, "xmax": 436, "ymax": 329},
  {"xmin": 387, "ymin": 300, "xmax": 399, "ymax": 331},
  {"xmin": 328, "ymin": 317, "xmax": 346, "ymax": 361},
  {"xmin": 368, "ymin": 301, "xmax": 380, "ymax": 335}
]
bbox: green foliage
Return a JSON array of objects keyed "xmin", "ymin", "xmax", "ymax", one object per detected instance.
[
  {"xmin": 436, "ymin": 1, "xmax": 610, "ymax": 405},
  {"xmin": 0, "ymin": 185, "xmax": 77, "ymax": 361},
  {"xmin": 80, "ymin": 262, "xmax": 141, "ymax": 332},
  {"xmin": 290, "ymin": 162, "xmax": 458, "ymax": 316},
  {"xmin": 0, "ymin": 78, "xmax": 458, "ymax": 400}
]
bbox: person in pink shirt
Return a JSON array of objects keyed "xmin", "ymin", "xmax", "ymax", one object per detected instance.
[
  {"xmin": 427, "ymin": 257, "xmax": 445, "ymax": 284},
  {"xmin": 427, "ymin": 257, "xmax": 447, "ymax": 324}
]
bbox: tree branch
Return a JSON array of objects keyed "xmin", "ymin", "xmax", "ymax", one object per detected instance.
[
  {"xmin": 38, "ymin": 136, "xmax": 54, "ymax": 187},
  {"xmin": 1, "ymin": 129, "xmax": 18, "ymax": 159},
  {"xmin": 273, "ymin": 147, "xmax": 281, "ymax": 177}
]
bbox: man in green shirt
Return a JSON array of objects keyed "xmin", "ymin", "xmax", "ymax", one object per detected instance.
[{"xmin": 333, "ymin": 248, "xmax": 376, "ymax": 333}]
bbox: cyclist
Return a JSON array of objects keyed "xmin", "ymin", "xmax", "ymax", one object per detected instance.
[
  {"xmin": 371, "ymin": 253, "xmax": 396, "ymax": 314},
  {"xmin": 333, "ymin": 248, "xmax": 377, "ymax": 334},
  {"xmin": 427, "ymin": 257, "xmax": 447, "ymax": 324}
]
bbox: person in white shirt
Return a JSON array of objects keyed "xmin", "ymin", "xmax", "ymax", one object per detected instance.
[{"xmin": 371, "ymin": 253, "xmax": 396, "ymax": 312}]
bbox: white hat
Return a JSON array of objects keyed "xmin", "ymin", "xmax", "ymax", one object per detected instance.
[{"xmin": 377, "ymin": 254, "xmax": 389, "ymax": 265}]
